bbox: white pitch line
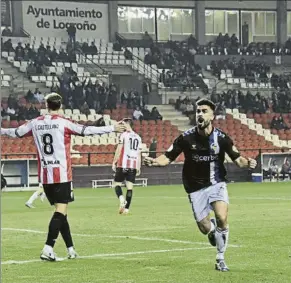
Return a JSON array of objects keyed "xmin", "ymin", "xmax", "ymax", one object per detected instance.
[
  {"xmin": 1, "ymin": 227, "xmax": 241, "ymax": 248},
  {"xmin": 1, "ymin": 247, "xmax": 214, "ymax": 265}
]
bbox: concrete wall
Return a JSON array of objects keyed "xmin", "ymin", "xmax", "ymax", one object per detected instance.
[
  {"xmin": 72, "ymin": 163, "xmax": 251, "ymax": 188},
  {"xmin": 118, "ymin": 1, "xmax": 195, "ymax": 8},
  {"xmin": 118, "ymin": 0, "xmax": 278, "ymax": 9},
  {"xmin": 205, "ymin": 0, "xmax": 276, "ymax": 10}
]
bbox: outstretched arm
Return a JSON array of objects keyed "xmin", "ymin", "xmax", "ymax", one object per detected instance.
[
  {"xmin": 1, "ymin": 121, "xmax": 33, "ymax": 138},
  {"xmin": 144, "ymin": 135, "xmax": 184, "ymax": 167},
  {"xmin": 66, "ymin": 120, "xmax": 126, "ymax": 136},
  {"xmin": 144, "ymin": 154, "xmax": 171, "ymax": 167}
]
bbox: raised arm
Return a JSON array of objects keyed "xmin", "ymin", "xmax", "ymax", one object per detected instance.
[{"xmin": 1, "ymin": 121, "xmax": 33, "ymax": 138}]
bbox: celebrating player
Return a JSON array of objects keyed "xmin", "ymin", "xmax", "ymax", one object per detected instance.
[
  {"xmin": 112, "ymin": 118, "xmax": 142, "ymax": 214},
  {"xmin": 25, "ymin": 183, "xmax": 46, "ymax": 208},
  {"xmin": 144, "ymin": 98, "xmax": 257, "ymax": 272},
  {"xmin": 1, "ymin": 93, "xmax": 126, "ymax": 261}
]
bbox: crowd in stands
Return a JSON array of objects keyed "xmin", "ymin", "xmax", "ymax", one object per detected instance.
[
  {"xmin": 210, "ymin": 58, "xmax": 271, "ymax": 82},
  {"xmin": 1, "ymin": 92, "xmax": 41, "ymax": 122}
]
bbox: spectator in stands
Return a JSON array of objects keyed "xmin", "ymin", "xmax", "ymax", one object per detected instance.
[
  {"xmin": 14, "ymin": 42, "xmax": 24, "ymax": 61},
  {"xmin": 142, "ymin": 105, "xmax": 151, "ymax": 120},
  {"xmin": 107, "ymin": 84, "xmax": 118, "ymax": 111},
  {"xmin": 8, "ymin": 94, "xmax": 17, "ymax": 110},
  {"xmin": 26, "ymin": 61, "xmax": 37, "ymax": 78},
  {"xmin": 80, "ymin": 101, "xmax": 90, "ymax": 116},
  {"xmin": 58, "ymin": 48, "xmax": 69, "ymax": 62},
  {"xmin": 6, "ymin": 105, "xmax": 17, "ymax": 120},
  {"xmin": 281, "ymin": 159, "xmax": 291, "ymax": 180},
  {"xmin": 17, "ymin": 104, "xmax": 28, "ymax": 121},
  {"xmin": 175, "ymin": 96, "xmax": 183, "ymax": 110},
  {"xmin": 49, "ymin": 47, "xmax": 58, "ymax": 62},
  {"xmin": 27, "ymin": 104, "xmax": 40, "ymax": 120},
  {"xmin": 2, "ymin": 26, "xmax": 12, "ymax": 36},
  {"xmin": 3, "ymin": 39, "xmax": 14, "ymax": 52},
  {"xmin": 113, "ymin": 41, "xmax": 122, "ymax": 51},
  {"xmin": 184, "ymin": 102, "xmax": 194, "ymax": 116},
  {"xmin": 215, "ymin": 102, "xmax": 226, "ymax": 120},
  {"xmin": 67, "ymin": 23, "xmax": 76, "ymax": 45},
  {"xmin": 142, "ymin": 31, "xmax": 153, "ymax": 43},
  {"xmin": 88, "ymin": 42, "xmax": 98, "ymax": 55},
  {"xmin": 133, "ymin": 107, "xmax": 143, "ymax": 120},
  {"xmin": 142, "ymin": 80, "xmax": 151, "ymax": 104},
  {"xmin": 270, "ymin": 116, "xmax": 280, "ymax": 130},
  {"xmin": 124, "ymin": 48, "xmax": 133, "ymax": 60},
  {"xmin": 120, "ymin": 90, "xmax": 128, "ymax": 105},
  {"xmin": 278, "ymin": 114, "xmax": 289, "ymax": 130},
  {"xmin": 269, "ymin": 160, "xmax": 279, "ymax": 182},
  {"xmin": 187, "ymin": 34, "xmax": 198, "ymax": 49},
  {"xmin": 34, "ymin": 88, "xmax": 45, "ymax": 103},
  {"xmin": 149, "ymin": 138, "xmax": 157, "ymax": 158},
  {"xmin": 151, "ymin": 107, "xmax": 162, "ymax": 121}
]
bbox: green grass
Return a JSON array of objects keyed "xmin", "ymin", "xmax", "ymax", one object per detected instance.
[{"xmin": 2, "ymin": 183, "xmax": 291, "ymax": 283}]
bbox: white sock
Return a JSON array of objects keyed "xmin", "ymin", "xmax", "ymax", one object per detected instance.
[
  {"xmin": 40, "ymin": 193, "xmax": 46, "ymax": 201},
  {"xmin": 215, "ymin": 227, "xmax": 229, "ymax": 260},
  {"xmin": 119, "ymin": 195, "xmax": 125, "ymax": 203},
  {"xmin": 44, "ymin": 244, "xmax": 53, "ymax": 253},
  {"xmin": 27, "ymin": 191, "xmax": 39, "ymax": 204},
  {"xmin": 68, "ymin": 246, "xmax": 75, "ymax": 253},
  {"xmin": 208, "ymin": 221, "xmax": 215, "ymax": 234}
]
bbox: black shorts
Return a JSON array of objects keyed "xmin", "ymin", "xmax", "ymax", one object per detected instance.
[
  {"xmin": 114, "ymin": 168, "xmax": 137, "ymax": 183},
  {"xmin": 43, "ymin": 182, "xmax": 74, "ymax": 206}
]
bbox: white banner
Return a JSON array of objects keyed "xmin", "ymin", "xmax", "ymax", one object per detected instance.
[{"xmin": 22, "ymin": 1, "xmax": 109, "ymax": 41}]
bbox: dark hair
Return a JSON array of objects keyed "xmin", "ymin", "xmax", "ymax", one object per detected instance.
[
  {"xmin": 123, "ymin": 117, "xmax": 133, "ymax": 127},
  {"xmin": 46, "ymin": 93, "xmax": 62, "ymax": 111},
  {"xmin": 196, "ymin": 98, "xmax": 216, "ymax": 112}
]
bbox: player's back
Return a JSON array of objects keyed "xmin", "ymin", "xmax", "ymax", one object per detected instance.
[
  {"xmin": 30, "ymin": 115, "xmax": 73, "ymax": 184},
  {"xmin": 118, "ymin": 130, "xmax": 142, "ymax": 169}
]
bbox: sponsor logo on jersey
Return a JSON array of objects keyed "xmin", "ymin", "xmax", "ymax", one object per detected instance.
[
  {"xmin": 193, "ymin": 154, "xmax": 219, "ymax": 162},
  {"xmin": 42, "ymin": 159, "xmax": 60, "ymax": 166},
  {"xmin": 191, "ymin": 144, "xmax": 197, "ymax": 149}
]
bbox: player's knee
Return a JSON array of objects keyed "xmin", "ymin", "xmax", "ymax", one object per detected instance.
[
  {"xmin": 215, "ymin": 214, "xmax": 228, "ymax": 228},
  {"xmin": 197, "ymin": 220, "xmax": 210, "ymax": 235}
]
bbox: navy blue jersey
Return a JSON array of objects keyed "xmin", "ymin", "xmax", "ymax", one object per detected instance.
[{"xmin": 165, "ymin": 126, "xmax": 240, "ymax": 193}]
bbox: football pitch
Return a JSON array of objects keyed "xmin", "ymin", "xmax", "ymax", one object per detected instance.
[{"xmin": 2, "ymin": 183, "xmax": 291, "ymax": 283}]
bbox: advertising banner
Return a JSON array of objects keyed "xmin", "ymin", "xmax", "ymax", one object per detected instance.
[{"xmin": 22, "ymin": 1, "xmax": 109, "ymax": 40}]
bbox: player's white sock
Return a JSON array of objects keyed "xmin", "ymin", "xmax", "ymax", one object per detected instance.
[
  {"xmin": 215, "ymin": 227, "xmax": 229, "ymax": 260},
  {"xmin": 43, "ymin": 244, "xmax": 53, "ymax": 253},
  {"xmin": 40, "ymin": 192, "xmax": 46, "ymax": 202},
  {"xmin": 68, "ymin": 246, "xmax": 75, "ymax": 253},
  {"xmin": 119, "ymin": 195, "xmax": 125, "ymax": 203},
  {"xmin": 208, "ymin": 220, "xmax": 215, "ymax": 234},
  {"xmin": 27, "ymin": 191, "xmax": 39, "ymax": 204}
]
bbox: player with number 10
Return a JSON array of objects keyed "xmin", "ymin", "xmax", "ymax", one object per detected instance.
[{"xmin": 112, "ymin": 118, "xmax": 142, "ymax": 214}]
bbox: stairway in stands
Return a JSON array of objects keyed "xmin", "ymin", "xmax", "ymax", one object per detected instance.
[
  {"xmin": 148, "ymin": 104, "xmax": 190, "ymax": 132},
  {"xmin": 227, "ymin": 109, "xmax": 288, "ymax": 150},
  {"xmin": 0, "ymin": 58, "xmax": 49, "ymax": 97}
]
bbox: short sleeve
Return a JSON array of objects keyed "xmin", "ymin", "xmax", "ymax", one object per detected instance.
[
  {"xmin": 164, "ymin": 135, "xmax": 184, "ymax": 161},
  {"xmin": 223, "ymin": 135, "xmax": 240, "ymax": 161}
]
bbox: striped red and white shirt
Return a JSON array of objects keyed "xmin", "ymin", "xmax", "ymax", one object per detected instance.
[
  {"xmin": 1, "ymin": 114, "xmax": 115, "ymax": 184},
  {"xmin": 117, "ymin": 130, "xmax": 142, "ymax": 169}
]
